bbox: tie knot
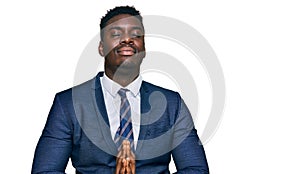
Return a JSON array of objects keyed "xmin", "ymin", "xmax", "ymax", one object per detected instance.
[{"xmin": 118, "ymin": 88, "xmax": 129, "ymax": 98}]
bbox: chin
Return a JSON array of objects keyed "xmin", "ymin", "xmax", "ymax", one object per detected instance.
[
  {"xmin": 120, "ymin": 55, "xmax": 143, "ymax": 66},
  {"xmin": 114, "ymin": 61, "xmax": 139, "ymax": 74},
  {"xmin": 118, "ymin": 62, "xmax": 138, "ymax": 70}
]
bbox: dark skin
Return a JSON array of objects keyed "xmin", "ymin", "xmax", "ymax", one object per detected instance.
[
  {"xmin": 115, "ymin": 140, "xmax": 136, "ymax": 174},
  {"xmin": 99, "ymin": 14, "xmax": 146, "ymax": 87},
  {"xmin": 98, "ymin": 14, "xmax": 146, "ymax": 173}
]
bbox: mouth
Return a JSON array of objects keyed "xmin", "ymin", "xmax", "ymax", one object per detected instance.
[{"xmin": 116, "ymin": 46, "xmax": 136, "ymax": 56}]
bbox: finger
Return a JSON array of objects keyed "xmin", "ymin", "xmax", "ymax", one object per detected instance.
[
  {"xmin": 116, "ymin": 148, "xmax": 126, "ymax": 174},
  {"xmin": 121, "ymin": 142, "xmax": 127, "ymax": 158},
  {"xmin": 127, "ymin": 151, "xmax": 136, "ymax": 174},
  {"xmin": 121, "ymin": 159, "xmax": 127, "ymax": 174},
  {"xmin": 124, "ymin": 159, "xmax": 132, "ymax": 174},
  {"xmin": 116, "ymin": 155, "xmax": 125, "ymax": 174},
  {"xmin": 120, "ymin": 166, "xmax": 125, "ymax": 174},
  {"xmin": 117, "ymin": 148, "xmax": 123, "ymax": 158},
  {"xmin": 119, "ymin": 142, "xmax": 128, "ymax": 159},
  {"xmin": 122, "ymin": 139, "xmax": 130, "ymax": 145},
  {"xmin": 122, "ymin": 140, "xmax": 130, "ymax": 158},
  {"xmin": 128, "ymin": 159, "xmax": 135, "ymax": 174},
  {"xmin": 126, "ymin": 145, "xmax": 130, "ymax": 158},
  {"xmin": 130, "ymin": 150, "xmax": 135, "ymax": 160},
  {"xmin": 126, "ymin": 164, "xmax": 131, "ymax": 174},
  {"xmin": 115, "ymin": 158, "xmax": 122, "ymax": 174},
  {"xmin": 130, "ymin": 163, "xmax": 135, "ymax": 174},
  {"xmin": 115, "ymin": 164, "xmax": 120, "ymax": 174},
  {"xmin": 125, "ymin": 149, "xmax": 135, "ymax": 163},
  {"xmin": 122, "ymin": 139, "xmax": 130, "ymax": 151}
]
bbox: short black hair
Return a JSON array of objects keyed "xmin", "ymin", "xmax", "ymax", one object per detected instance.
[{"xmin": 100, "ymin": 6, "xmax": 143, "ymax": 39}]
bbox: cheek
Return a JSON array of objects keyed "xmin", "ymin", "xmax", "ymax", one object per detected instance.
[
  {"xmin": 103, "ymin": 39, "xmax": 119, "ymax": 53},
  {"xmin": 136, "ymin": 40, "xmax": 145, "ymax": 51},
  {"xmin": 104, "ymin": 43, "xmax": 116, "ymax": 53}
]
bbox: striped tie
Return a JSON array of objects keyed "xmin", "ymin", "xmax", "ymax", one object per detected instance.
[{"xmin": 114, "ymin": 88, "xmax": 134, "ymax": 151}]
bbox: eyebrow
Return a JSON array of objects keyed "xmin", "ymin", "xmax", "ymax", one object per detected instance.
[
  {"xmin": 108, "ymin": 26, "xmax": 143, "ymax": 31},
  {"xmin": 108, "ymin": 26, "xmax": 122, "ymax": 31},
  {"xmin": 131, "ymin": 26, "xmax": 143, "ymax": 31}
]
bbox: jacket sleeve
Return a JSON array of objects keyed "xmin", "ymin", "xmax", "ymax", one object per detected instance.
[
  {"xmin": 171, "ymin": 94, "xmax": 209, "ymax": 174},
  {"xmin": 32, "ymin": 94, "xmax": 73, "ymax": 174}
]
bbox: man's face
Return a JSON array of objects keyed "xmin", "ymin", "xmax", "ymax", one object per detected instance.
[{"xmin": 99, "ymin": 14, "xmax": 146, "ymax": 75}]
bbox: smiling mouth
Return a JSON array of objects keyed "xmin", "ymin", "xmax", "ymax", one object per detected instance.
[{"xmin": 116, "ymin": 47, "xmax": 136, "ymax": 56}]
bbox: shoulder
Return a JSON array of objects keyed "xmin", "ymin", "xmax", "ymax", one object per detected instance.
[
  {"xmin": 141, "ymin": 81, "xmax": 180, "ymax": 96},
  {"xmin": 141, "ymin": 81, "xmax": 182, "ymax": 105},
  {"xmin": 55, "ymin": 76, "xmax": 96, "ymax": 102},
  {"xmin": 141, "ymin": 81, "xmax": 187, "ymax": 127}
]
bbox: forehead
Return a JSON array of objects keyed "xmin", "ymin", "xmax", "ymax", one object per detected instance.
[{"xmin": 105, "ymin": 14, "xmax": 143, "ymax": 30}]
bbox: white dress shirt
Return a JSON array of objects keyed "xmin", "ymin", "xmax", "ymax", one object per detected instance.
[{"xmin": 100, "ymin": 73, "xmax": 142, "ymax": 149}]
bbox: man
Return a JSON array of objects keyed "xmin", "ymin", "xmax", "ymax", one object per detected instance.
[{"xmin": 32, "ymin": 6, "xmax": 209, "ymax": 174}]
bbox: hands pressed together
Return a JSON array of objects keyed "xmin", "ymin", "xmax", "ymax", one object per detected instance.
[{"xmin": 115, "ymin": 140, "xmax": 136, "ymax": 174}]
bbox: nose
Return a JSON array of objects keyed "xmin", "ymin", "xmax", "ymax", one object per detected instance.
[{"xmin": 120, "ymin": 35, "xmax": 134, "ymax": 45}]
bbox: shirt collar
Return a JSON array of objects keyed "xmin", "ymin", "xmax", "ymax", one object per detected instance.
[{"xmin": 102, "ymin": 73, "xmax": 142, "ymax": 97}]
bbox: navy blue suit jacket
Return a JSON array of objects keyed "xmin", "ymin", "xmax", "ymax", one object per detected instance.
[{"xmin": 32, "ymin": 72, "xmax": 209, "ymax": 174}]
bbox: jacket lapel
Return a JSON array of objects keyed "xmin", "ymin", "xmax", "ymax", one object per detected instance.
[
  {"xmin": 135, "ymin": 82, "xmax": 151, "ymax": 154},
  {"xmin": 92, "ymin": 72, "xmax": 118, "ymax": 155},
  {"xmin": 91, "ymin": 73, "xmax": 152, "ymax": 155}
]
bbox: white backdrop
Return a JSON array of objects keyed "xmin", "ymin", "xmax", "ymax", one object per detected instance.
[{"xmin": 0, "ymin": 0, "xmax": 299, "ymax": 173}]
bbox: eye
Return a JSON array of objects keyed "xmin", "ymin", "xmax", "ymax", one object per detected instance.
[
  {"xmin": 111, "ymin": 33, "xmax": 121, "ymax": 37},
  {"xmin": 131, "ymin": 32, "xmax": 143, "ymax": 38},
  {"xmin": 132, "ymin": 34, "xmax": 142, "ymax": 38},
  {"xmin": 110, "ymin": 30, "xmax": 122, "ymax": 38}
]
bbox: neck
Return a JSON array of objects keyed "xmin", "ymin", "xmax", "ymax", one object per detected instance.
[{"xmin": 105, "ymin": 70, "xmax": 139, "ymax": 87}]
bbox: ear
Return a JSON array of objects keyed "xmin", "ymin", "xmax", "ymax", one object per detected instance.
[{"xmin": 98, "ymin": 41, "xmax": 104, "ymax": 57}]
